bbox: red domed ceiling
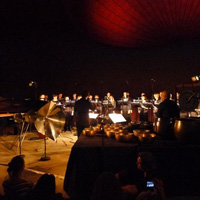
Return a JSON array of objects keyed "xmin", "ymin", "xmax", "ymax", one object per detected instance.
[{"xmin": 62, "ymin": 0, "xmax": 200, "ymax": 48}]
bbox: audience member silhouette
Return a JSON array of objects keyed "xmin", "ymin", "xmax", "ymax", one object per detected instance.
[
  {"xmin": 28, "ymin": 173, "xmax": 64, "ymax": 200},
  {"xmin": 116, "ymin": 152, "xmax": 165, "ymax": 200},
  {"xmin": 2, "ymin": 155, "xmax": 33, "ymax": 200},
  {"xmin": 91, "ymin": 171, "xmax": 123, "ymax": 200}
]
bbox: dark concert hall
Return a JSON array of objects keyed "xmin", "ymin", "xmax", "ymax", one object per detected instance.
[{"xmin": 1, "ymin": 1, "xmax": 200, "ymax": 200}]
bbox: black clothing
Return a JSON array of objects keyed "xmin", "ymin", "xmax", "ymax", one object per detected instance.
[
  {"xmin": 63, "ymin": 101, "xmax": 73, "ymax": 131},
  {"xmin": 121, "ymin": 97, "xmax": 132, "ymax": 122},
  {"xmin": 157, "ymin": 98, "xmax": 180, "ymax": 140},
  {"xmin": 74, "ymin": 98, "xmax": 93, "ymax": 137},
  {"xmin": 139, "ymin": 100, "xmax": 149, "ymax": 123},
  {"xmin": 3, "ymin": 178, "xmax": 33, "ymax": 200},
  {"xmin": 157, "ymin": 98, "xmax": 180, "ymax": 119}
]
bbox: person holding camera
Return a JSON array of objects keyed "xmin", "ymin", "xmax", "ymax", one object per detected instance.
[{"xmin": 115, "ymin": 152, "xmax": 166, "ymax": 200}]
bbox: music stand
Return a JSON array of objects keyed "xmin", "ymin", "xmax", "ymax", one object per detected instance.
[
  {"xmin": 102, "ymin": 100, "xmax": 114, "ymax": 116},
  {"xmin": 117, "ymin": 100, "xmax": 129, "ymax": 106},
  {"xmin": 89, "ymin": 113, "xmax": 99, "ymax": 119},
  {"xmin": 89, "ymin": 112, "xmax": 99, "ymax": 127},
  {"xmin": 108, "ymin": 113, "xmax": 127, "ymax": 123}
]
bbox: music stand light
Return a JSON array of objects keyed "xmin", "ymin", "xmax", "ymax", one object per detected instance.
[
  {"xmin": 89, "ymin": 113, "xmax": 99, "ymax": 119},
  {"xmin": 108, "ymin": 113, "xmax": 126, "ymax": 123}
]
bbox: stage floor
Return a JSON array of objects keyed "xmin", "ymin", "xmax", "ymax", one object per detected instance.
[{"xmin": 0, "ymin": 130, "xmax": 77, "ymax": 199}]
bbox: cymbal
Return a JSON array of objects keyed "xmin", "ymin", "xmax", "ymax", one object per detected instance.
[{"xmin": 34, "ymin": 101, "xmax": 65, "ymax": 141}]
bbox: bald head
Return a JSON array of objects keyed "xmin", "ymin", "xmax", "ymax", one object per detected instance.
[{"xmin": 160, "ymin": 90, "xmax": 170, "ymax": 101}]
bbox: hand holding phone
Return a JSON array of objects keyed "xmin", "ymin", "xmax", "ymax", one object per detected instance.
[
  {"xmin": 146, "ymin": 181, "xmax": 154, "ymax": 188},
  {"xmin": 146, "ymin": 181, "xmax": 155, "ymax": 192}
]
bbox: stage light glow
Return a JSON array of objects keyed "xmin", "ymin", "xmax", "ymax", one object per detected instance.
[{"xmin": 191, "ymin": 75, "xmax": 200, "ymax": 82}]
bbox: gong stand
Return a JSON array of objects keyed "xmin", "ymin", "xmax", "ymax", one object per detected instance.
[
  {"xmin": 40, "ymin": 133, "xmax": 50, "ymax": 161},
  {"xmin": 40, "ymin": 119, "xmax": 50, "ymax": 161},
  {"xmin": 10, "ymin": 120, "xmax": 25, "ymax": 155},
  {"xmin": 10, "ymin": 114, "xmax": 29, "ymax": 156}
]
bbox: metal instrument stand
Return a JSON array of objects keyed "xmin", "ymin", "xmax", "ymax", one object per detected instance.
[
  {"xmin": 39, "ymin": 119, "xmax": 50, "ymax": 161},
  {"xmin": 40, "ymin": 135, "xmax": 50, "ymax": 161},
  {"xmin": 10, "ymin": 114, "xmax": 30, "ymax": 156}
]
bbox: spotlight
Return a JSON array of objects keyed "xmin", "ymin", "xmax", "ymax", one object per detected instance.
[{"xmin": 191, "ymin": 75, "xmax": 200, "ymax": 82}]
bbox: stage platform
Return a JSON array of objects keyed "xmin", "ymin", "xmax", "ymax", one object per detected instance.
[{"xmin": 0, "ymin": 130, "xmax": 77, "ymax": 199}]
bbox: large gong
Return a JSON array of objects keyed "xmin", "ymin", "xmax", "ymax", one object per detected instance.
[{"xmin": 179, "ymin": 90, "xmax": 199, "ymax": 112}]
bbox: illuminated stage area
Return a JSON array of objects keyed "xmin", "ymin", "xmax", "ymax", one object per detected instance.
[{"xmin": 0, "ymin": 130, "xmax": 77, "ymax": 199}]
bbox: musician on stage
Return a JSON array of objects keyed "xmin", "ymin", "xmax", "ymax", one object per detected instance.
[
  {"xmin": 72, "ymin": 93, "xmax": 77, "ymax": 102},
  {"xmin": 151, "ymin": 93, "xmax": 161, "ymax": 123},
  {"xmin": 52, "ymin": 94, "xmax": 58, "ymax": 104},
  {"xmin": 153, "ymin": 93, "xmax": 161, "ymax": 106},
  {"xmin": 44, "ymin": 95, "xmax": 49, "ymax": 102},
  {"xmin": 77, "ymin": 95, "xmax": 82, "ymax": 100},
  {"xmin": 102, "ymin": 93, "xmax": 116, "ymax": 115},
  {"xmin": 39, "ymin": 94, "xmax": 46, "ymax": 101},
  {"xmin": 94, "ymin": 95, "xmax": 100, "ymax": 102},
  {"xmin": 94, "ymin": 95, "xmax": 102, "ymax": 114},
  {"xmin": 176, "ymin": 92, "xmax": 180, "ymax": 106},
  {"xmin": 63, "ymin": 96, "xmax": 73, "ymax": 132},
  {"xmin": 71, "ymin": 94, "xmax": 77, "ymax": 129},
  {"xmin": 89, "ymin": 95, "xmax": 93, "ymax": 102},
  {"xmin": 152, "ymin": 93, "xmax": 161, "ymax": 114},
  {"xmin": 109, "ymin": 95, "xmax": 116, "ymax": 110},
  {"xmin": 74, "ymin": 90, "xmax": 94, "ymax": 137},
  {"xmin": 157, "ymin": 90, "xmax": 180, "ymax": 140},
  {"xmin": 39, "ymin": 94, "xmax": 49, "ymax": 105},
  {"xmin": 58, "ymin": 93, "xmax": 64, "ymax": 104},
  {"xmin": 104, "ymin": 92, "xmax": 111, "ymax": 101},
  {"xmin": 120, "ymin": 91, "xmax": 131, "ymax": 122},
  {"xmin": 139, "ymin": 93, "xmax": 149, "ymax": 123}
]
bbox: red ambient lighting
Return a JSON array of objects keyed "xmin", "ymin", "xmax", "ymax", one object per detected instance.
[{"xmin": 63, "ymin": 0, "xmax": 200, "ymax": 47}]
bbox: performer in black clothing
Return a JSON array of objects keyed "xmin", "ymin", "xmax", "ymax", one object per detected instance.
[
  {"xmin": 121, "ymin": 91, "xmax": 132, "ymax": 122},
  {"xmin": 157, "ymin": 90, "xmax": 180, "ymax": 140},
  {"xmin": 139, "ymin": 93, "xmax": 149, "ymax": 123},
  {"xmin": 63, "ymin": 96, "xmax": 73, "ymax": 132},
  {"xmin": 74, "ymin": 90, "xmax": 94, "ymax": 137}
]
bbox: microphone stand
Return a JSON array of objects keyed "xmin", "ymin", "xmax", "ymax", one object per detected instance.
[{"xmin": 151, "ymin": 79, "xmax": 156, "ymax": 100}]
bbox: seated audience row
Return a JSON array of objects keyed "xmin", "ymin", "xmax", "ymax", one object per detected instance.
[{"xmin": 1, "ymin": 155, "xmax": 64, "ymax": 200}]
